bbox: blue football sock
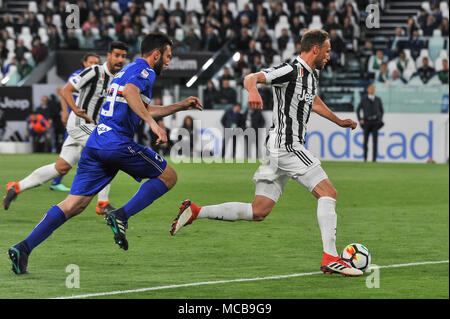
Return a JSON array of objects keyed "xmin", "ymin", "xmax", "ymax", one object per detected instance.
[
  {"xmin": 122, "ymin": 178, "xmax": 168, "ymax": 220},
  {"xmin": 51, "ymin": 175, "xmax": 63, "ymax": 185},
  {"xmin": 24, "ymin": 205, "xmax": 67, "ymax": 253}
]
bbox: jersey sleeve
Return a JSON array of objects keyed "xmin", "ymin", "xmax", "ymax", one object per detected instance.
[
  {"xmin": 262, "ymin": 63, "xmax": 297, "ymax": 86},
  {"xmin": 126, "ymin": 68, "xmax": 155, "ymax": 93},
  {"xmin": 69, "ymin": 66, "xmax": 99, "ymax": 91}
]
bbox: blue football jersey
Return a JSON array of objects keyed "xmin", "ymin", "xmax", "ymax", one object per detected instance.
[{"xmin": 87, "ymin": 58, "xmax": 156, "ymax": 149}]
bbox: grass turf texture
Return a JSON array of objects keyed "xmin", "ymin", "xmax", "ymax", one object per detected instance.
[{"xmin": 0, "ymin": 154, "xmax": 448, "ymax": 299}]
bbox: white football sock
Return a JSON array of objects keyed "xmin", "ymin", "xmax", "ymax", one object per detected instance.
[
  {"xmin": 317, "ymin": 196, "xmax": 338, "ymax": 257},
  {"xmin": 19, "ymin": 163, "xmax": 60, "ymax": 192},
  {"xmin": 97, "ymin": 184, "xmax": 111, "ymax": 202},
  {"xmin": 198, "ymin": 202, "xmax": 253, "ymax": 221}
]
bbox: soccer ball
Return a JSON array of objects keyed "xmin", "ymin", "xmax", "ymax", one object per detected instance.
[{"xmin": 341, "ymin": 243, "xmax": 371, "ymax": 272}]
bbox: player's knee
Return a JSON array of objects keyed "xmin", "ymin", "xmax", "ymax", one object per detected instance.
[
  {"xmin": 159, "ymin": 165, "xmax": 177, "ymax": 190},
  {"xmin": 55, "ymin": 159, "xmax": 72, "ymax": 175}
]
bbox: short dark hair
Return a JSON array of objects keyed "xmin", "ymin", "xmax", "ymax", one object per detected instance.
[
  {"xmin": 300, "ymin": 29, "xmax": 329, "ymax": 53},
  {"xmin": 109, "ymin": 41, "xmax": 128, "ymax": 53},
  {"xmin": 140, "ymin": 32, "xmax": 173, "ymax": 57},
  {"xmin": 82, "ymin": 52, "xmax": 100, "ymax": 63}
]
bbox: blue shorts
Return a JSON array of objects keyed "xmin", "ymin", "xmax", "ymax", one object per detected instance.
[{"xmin": 70, "ymin": 143, "xmax": 167, "ymax": 196}]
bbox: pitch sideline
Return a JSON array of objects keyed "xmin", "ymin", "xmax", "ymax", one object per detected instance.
[{"xmin": 53, "ymin": 260, "xmax": 449, "ymax": 299}]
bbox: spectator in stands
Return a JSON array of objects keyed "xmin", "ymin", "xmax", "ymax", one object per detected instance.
[
  {"xmin": 150, "ymin": 14, "xmax": 168, "ymax": 32},
  {"xmin": 343, "ymin": 2, "xmax": 359, "ymax": 24},
  {"xmin": 290, "ymin": 16, "xmax": 305, "ymax": 43},
  {"xmin": 2, "ymin": 56, "xmax": 17, "ymax": 77},
  {"xmin": 118, "ymin": 27, "xmax": 137, "ymax": 52},
  {"xmin": 243, "ymin": 107, "xmax": 265, "ymax": 154},
  {"xmin": 154, "ymin": 3, "xmax": 170, "ymax": 25},
  {"xmin": 417, "ymin": 8, "xmax": 428, "ymax": 29},
  {"xmin": 341, "ymin": 16, "xmax": 354, "ymax": 46},
  {"xmin": 329, "ymin": 29, "xmax": 345, "ymax": 69},
  {"xmin": 246, "ymin": 40, "xmax": 261, "ymax": 67},
  {"xmin": 236, "ymin": 27, "xmax": 251, "ymax": 52},
  {"xmin": 376, "ymin": 62, "xmax": 389, "ymax": 83},
  {"xmin": 270, "ymin": 2, "xmax": 289, "ymax": 28},
  {"xmin": 232, "ymin": 51, "xmax": 249, "ymax": 80},
  {"xmin": 17, "ymin": 57, "xmax": 33, "ymax": 79},
  {"xmin": 323, "ymin": 14, "xmax": 341, "ymax": 33},
  {"xmin": 307, "ymin": 1, "xmax": 324, "ymax": 25},
  {"xmin": 25, "ymin": 12, "xmax": 41, "ymax": 35},
  {"xmin": 65, "ymin": 29, "xmax": 80, "ymax": 50},
  {"xmin": 439, "ymin": 17, "xmax": 449, "ymax": 37},
  {"xmin": 167, "ymin": 16, "xmax": 181, "ymax": 38},
  {"xmin": 47, "ymin": 25, "xmax": 61, "ymax": 51},
  {"xmin": 438, "ymin": 59, "xmax": 449, "ymax": 84},
  {"xmin": 237, "ymin": 14, "xmax": 252, "ymax": 32},
  {"xmin": 0, "ymin": 40, "xmax": 9, "ymax": 61},
  {"xmin": 116, "ymin": 14, "xmax": 132, "ymax": 35},
  {"xmin": 395, "ymin": 50, "xmax": 415, "ymax": 78},
  {"xmin": 27, "ymin": 113, "xmax": 51, "ymax": 153},
  {"xmin": 408, "ymin": 29, "xmax": 427, "ymax": 60},
  {"xmin": 221, "ymin": 103, "xmax": 245, "ymax": 130},
  {"xmin": 389, "ymin": 69, "xmax": 407, "ymax": 86},
  {"xmin": 172, "ymin": 1, "xmax": 187, "ymax": 24},
  {"xmin": 254, "ymin": 3, "xmax": 270, "ymax": 24},
  {"xmin": 219, "ymin": 67, "xmax": 234, "ymax": 82},
  {"xmin": 14, "ymin": 16, "xmax": 26, "ymax": 35},
  {"xmin": 95, "ymin": 28, "xmax": 114, "ymax": 50},
  {"xmin": 183, "ymin": 28, "xmax": 201, "ymax": 51},
  {"xmin": 182, "ymin": 14, "xmax": 200, "ymax": 35},
  {"xmin": 368, "ymin": 49, "xmax": 387, "ymax": 76},
  {"xmin": 201, "ymin": 24, "xmax": 221, "ymax": 52},
  {"xmin": 263, "ymin": 41, "xmax": 278, "ymax": 66},
  {"xmin": 414, "ymin": 57, "xmax": 436, "ymax": 84},
  {"xmin": 0, "ymin": 29, "xmax": 10, "ymax": 44},
  {"xmin": 405, "ymin": 16, "xmax": 419, "ymax": 38},
  {"xmin": 82, "ymin": 14, "xmax": 100, "ymax": 32},
  {"xmin": 99, "ymin": 15, "xmax": 115, "ymax": 34},
  {"xmin": 180, "ymin": 115, "xmax": 194, "ymax": 155},
  {"xmin": 238, "ymin": 3, "xmax": 255, "ymax": 25},
  {"xmin": 250, "ymin": 54, "xmax": 264, "ymax": 73},
  {"xmin": 218, "ymin": 79, "xmax": 237, "ymax": 105},
  {"xmin": 0, "ymin": 13, "xmax": 14, "ymax": 29},
  {"xmin": 31, "ymin": 36, "xmax": 48, "ymax": 64},
  {"xmin": 203, "ymin": 80, "xmax": 221, "ymax": 110},
  {"xmin": 79, "ymin": 28, "xmax": 97, "ymax": 49},
  {"xmin": 277, "ymin": 28, "xmax": 291, "ymax": 53},
  {"xmin": 422, "ymin": 14, "xmax": 439, "ymax": 36},
  {"xmin": 0, "ymin": 108, "xmax": 6, "ymax": 141},
  {"xmin": 256, "ymin": 28, "xmax": 272, "ymax": 50},
  {"xmin": 389, "ymin": 27, "xmax": 407, "ymax": 58}
]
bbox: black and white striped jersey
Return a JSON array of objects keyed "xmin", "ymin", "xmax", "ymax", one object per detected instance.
[
  {"xmin": 263, "ymin": 56, "xmax": 319, "ymax": 147},
  {"xmin": 67, "ymin": 62, "xmax": 113, "ymax": 134}
]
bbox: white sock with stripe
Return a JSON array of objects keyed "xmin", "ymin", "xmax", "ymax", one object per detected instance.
[
  {"xmin": 198, "ymin": 202, "xmax": 253, "ymax": 221},
  {"xmin": 19, "ymin": 163, "xmax": 60, "ymax": 192},
  {"xmin": 317, "ymin": 196, "xmax": 338, "ymax": 257}
]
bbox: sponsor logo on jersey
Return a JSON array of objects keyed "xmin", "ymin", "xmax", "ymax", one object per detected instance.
[
  {"xmin": 141, "ymin": 69, "xmax": 149, "ymax": 78},
  {"xmin": 97, "ymin": 123, "xmax": 112, "ymax": 135}
]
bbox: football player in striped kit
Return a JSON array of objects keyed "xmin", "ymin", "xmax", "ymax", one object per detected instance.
[
  {"xmin": 171, "ymin": 30, "xmax": 362, "ymax": 277},
  {"xmin": 3, "ymin": 42, "xmax": 128, "ymax": 215}
]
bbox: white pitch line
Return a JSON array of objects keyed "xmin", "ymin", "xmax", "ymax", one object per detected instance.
[{"xmin": 53, "ymin": 260, "xmax": 449, "ymax": 299}]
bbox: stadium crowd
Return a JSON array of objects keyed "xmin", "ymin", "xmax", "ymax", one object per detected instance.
[{"xmin": 0, "ymin": 0, "xmax": 448, "ymax": 147}]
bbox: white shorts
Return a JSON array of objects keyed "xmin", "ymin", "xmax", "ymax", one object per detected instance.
[
  {"xmin": 253, "ymin": 134, "xmax": 328, "ymax": 202},
  {"xmin": 59, "ymin": 127, "xmax": 90, "ymax": 168}
]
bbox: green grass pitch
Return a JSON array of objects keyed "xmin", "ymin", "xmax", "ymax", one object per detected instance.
[{"xmin": 0, "ymin": 154, "xmax": 448, "ymax": 299}]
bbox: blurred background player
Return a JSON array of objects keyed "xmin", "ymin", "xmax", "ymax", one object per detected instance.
[
  {"xmin": 170, "ymin": 30, "xmax": 363, "ymax": 277},
  {"xmin": 3, "ymin": 42, "xmax": 128, "ymax": 215},
  {"xmin": 7, "ymin": 32, "xmax": 202, "ymax": 274},
  {"xmin": 51, "ymin": 52, "xmax": 102, "ymax": 192}
]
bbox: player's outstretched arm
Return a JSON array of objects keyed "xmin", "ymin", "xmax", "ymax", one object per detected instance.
[
  {"xmin": 56, "ymin": 86, "xmax": 69, "ymax": 125},
  {"xmin": 147, "ymin": 96, "xmax": 203, "ymax": 118},
  {"xmin": 123, "ymin": 83, "xmax": 167, "ymax": 144},
  {"xmin": 244, "ymin": 72, "xmax": 266, "ymax": 109},
  {"xmin": 312, "ymin": 95, "xmax": 357, "ymax": 130}
]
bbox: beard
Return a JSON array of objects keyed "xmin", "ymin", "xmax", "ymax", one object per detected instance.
[{"xmin": 153, "ymin": 57, "xmax": 164, "ymax": 75}]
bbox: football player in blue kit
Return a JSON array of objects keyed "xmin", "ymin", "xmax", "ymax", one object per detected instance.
[{"xmin": 8, "ymin": 32, "xmax": 202, "ymax": 274}]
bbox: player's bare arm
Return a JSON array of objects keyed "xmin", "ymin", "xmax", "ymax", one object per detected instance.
[
  {"xmin": 312, "ymin": 95, "xmax": 357, "ymax": 130},
  {"xmin": 60, "ymin": 82, "xmax": 94, "ymax": 124},
  {"xmin": 122, "ymin": 82, "xmax": 167, "ymax": 144},
  {"xmin": 244, "ymin": 72, "xmax": 266, "ymax": 109},
  {"xmin": 56, "ymin": 86, "xmax": 69, "ymax": 125},
  {"xmin": 147, "ymin": 96, "xmax": 203, "ymax": 118}
]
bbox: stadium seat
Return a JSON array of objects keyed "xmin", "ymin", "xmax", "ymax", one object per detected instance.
[
  {"xmin": 28, "ymin": 1, "xmax": 38, "ymax": 13},
  {"xmin": 434, "ymin": 50, "xmax": 449, "ymax": 71},
  {"xmin": 228, "ymin": 2, "xmax": 238, "ymax": 18},
  {"xmin": 387, "ymin": 60, "xmax": 398, "ymax": 75},
  {"xmin": 433, "ymin": 29, "xmax": 442, "ymax": 37},
  {"xmin": 237, "ymin": 0, "xmax": 248, "ymax": 12},
  {"xmin": 185, "ymin": 0, "xmax": 203, "ymax": 14},
  {"xmin": 282, "ymin": 41, "xmax": 296, "ymax": 61},
  {"xmin": 111, "ymin": 2, "xmax": 121, "ymax": 14},
  {"xmin": 108, "ymin": 28, "xmax": 117, "ymax": 40},
  {"xmin": 308, "ymin": 15, "xmax": 323, "ymax": 29},
  {"xmin": 5, "ymin": 26, "xmax": 15, "ymax": 39},
  {"xmin": 38, "ymin": 27, "xmax": 49, "ymax": 44},
  {"xmin": 169, "ymin": 0, "xmax": 185, "ymax": 10},
  {"xmin": 272, "ymin": 54, "xmax": 282, "ymax": 66},
  {"xmin": 6, "ymin": 39, "xmax": 15, "ymax": 52},
  {"xmin": 20, "ymin": 26, "xmax": 31, "ymax": 37},
  {"xmin": 144, "ymin": 2, "xmax": 154, "ymax": 18},
  {"xmin": 428, "ymin": 36, "xmax": 445, "ymax": 62},
  {"xmin": 421, "ymin": 1, "xmax": 431, "ymax": 13},
  {"xmin": 52, "ymin": 14, "xmax": 62, "ymax": 28},
  {"xmin": 107, "ymin": 15, "xmax": 115, "ymax": 25},
  {"xmin": 36, "ymin": 13, "xmax": 45, "ymax": 25},
  {"xmin": 440, "ymin": 1, "xmax": 449, "ymax": 18},
  {"xmin": 175, "ymin": 28, "xmax": 184, "ymax": 41}
]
